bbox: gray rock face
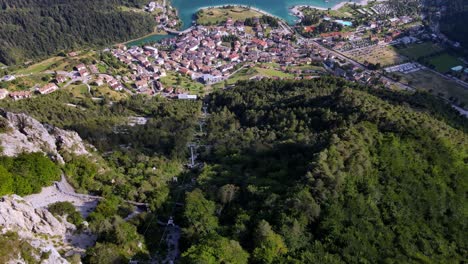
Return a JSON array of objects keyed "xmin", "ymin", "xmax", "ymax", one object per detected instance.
[
  {"xmin": 0, "ymin": 110, "xmax": 90, "ymax": 163},
  {"xmin": 0, "ymin": 195, "xmax": 65, "ymax": 236},
  {"xmin": 0, "ymin": 195, "xmax": 70, "ymax": 264}
]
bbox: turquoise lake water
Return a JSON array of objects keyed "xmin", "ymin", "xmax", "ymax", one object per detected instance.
[
  {"xmin": 172, "ymin": 0, "xmax": 354, "ymax": 27},
  {"xmin": 127, "ymin": 34, "xmax": 175, "ymax": 46},
  {"xmin": 128, "ymin": 0, "xmax": 355, "ymax": 46}
]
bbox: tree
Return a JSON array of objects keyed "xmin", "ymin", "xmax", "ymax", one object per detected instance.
[
  {"xmin": 181, "ymin": 235, "xmax": 249, "ymax": 264},
  {"xmin": 183, "ymin": 189, "xmax": 219, "ymax": 239},
  {"xmin": 252, "ymin": 220, "xmax": 288, "ymax": 263},
  {"xmin": 0, "ymin": 166, "xmax": 13, "ymax": 195},
  {"xmin": 218, "ymin": 184, "xmax": 238, "ymax": 205},
  {"xmin": 48, "ymin": 201, "xmax": 83, "ymax": 226},
  {"xmin": 85, "ymin": 243, "xmax": 125, "ymax": 264}
]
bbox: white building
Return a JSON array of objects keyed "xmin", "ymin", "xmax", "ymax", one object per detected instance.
[{"xmin": 177, "ymin": 94, "xmax": 197, "ymax": 100}]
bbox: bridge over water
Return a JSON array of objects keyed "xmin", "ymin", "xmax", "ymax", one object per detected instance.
[{"xmin": 163, "ymin": 26, "xmax": 195, "ymax": 35}]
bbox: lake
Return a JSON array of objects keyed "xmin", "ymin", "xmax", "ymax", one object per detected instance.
[
  {"xmin": 128, "ymin": 0, "xmax": 354, "ymax": 46},
  {"xmin": 126, "ymin": 34, "xmax": 175, "ymax": 47},
  {"xmin": 172, "ymin": 0, "xmax": 354, "ymax": 28}
]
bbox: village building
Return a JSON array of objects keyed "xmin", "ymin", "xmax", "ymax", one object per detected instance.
[
  {"xmin": 177, "ymin": 94, "xmax": 197, "ymax": 100},
  {"xmin": 38, "ymin": 83, "xmax": 59, "ymax": 95},
  {"xmin": 55, "ymin": 75, "xmax": 67, "ymax": 84},
  {"xmin": 79, "ymin": 69, "xmax": 90, "ymax": 77},
  {"xmin": 75, "ymin": 64, "xmax": 87, "ymax": 71},
  {"xmin": 135, "ymin": 80, "xmax": 149, "ymax": 90},
  {"xmin": 9, "ymin": 91, "xmax": 32, "ymax": 100},
  {"xmin": 89, "ymin": 65, "xmax": 99, "ymax": 74}
]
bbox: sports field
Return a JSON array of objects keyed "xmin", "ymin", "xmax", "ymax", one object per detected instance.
[
  {"xmin": 395, "ymin": 42, "xmax": 443, "ymax": 60},
  {"xmin": 428, "ymin": 53, "xmax": 463, "ymax": 73}
]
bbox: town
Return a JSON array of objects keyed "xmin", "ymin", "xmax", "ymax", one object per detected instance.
[{"xmin": 0, "ymin": 1, "xmax": 466, "ymax": 115}]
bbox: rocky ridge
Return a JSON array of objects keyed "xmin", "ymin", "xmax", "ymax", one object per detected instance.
[
  {"xmin": 0, "ymin": 195, "xmax": 77, "ymax": 263},
  {"xmin": 0, "ymin": 109, "xmax": 90, "ymax": 164}
]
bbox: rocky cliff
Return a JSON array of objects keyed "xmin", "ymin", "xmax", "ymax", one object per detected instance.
[
  {"xmin": 0, "ymin": 110, "xmax": 90, "ymax": 164},
  {"xmin": 0, "ymin": 195, "xmax": 79, "ymax": 263},
  {"xmin": 0, "ymin": 110, "xmax": 97, "ymax": 263}
]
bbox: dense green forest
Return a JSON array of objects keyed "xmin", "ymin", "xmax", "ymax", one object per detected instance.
[
  {"xmin": 0, "ymin": 92, "xmax": 201, "ymax": 262},
  {"xmin": 0, "ymin": 0, "xmax": 155, "ymax": 65},
  {"xmin": 0, "ymin": 152, "xmax": 60, "ymax": 196},
  {"xmin": 434, "ymin": 0, "xmax": 468, "ymax": 47},
  {"xmin": 177, "ymin": 79, "xmax": 467, "ymax": 263},
  {"xmin": 0, "ymin": 92, "xmax": 200, "ymax": 205},
  {"xmin": 0, "ymin": 78, "xmax": 467, "ymax": 263}
]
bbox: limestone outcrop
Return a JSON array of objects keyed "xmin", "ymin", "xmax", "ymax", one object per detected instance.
[
  {"xmin": 0, "ymin": 195, "xmax": 71, "ymax": 263},
  {"xmin": 0, "ymin": 110, "xmax": 90, "ymax": 163}
]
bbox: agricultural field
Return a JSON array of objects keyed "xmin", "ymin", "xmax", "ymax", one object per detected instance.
[
  {"xmin": 196, "ymin": 6, "xmax": 263, "ymax": 25},
  {"xmin": 427, "ymin": 53, "xmax": 463, "ymax": 73},
  {"xmin": 345, "ymin": 45, "xmax": 407, "ymax": 66},
  {"xmin": 395, "ymin": 42, "xmax": 443, "ymax": 60},
  {"xmin": 396, "ymin": 69, "xmax": 468, "ymax": 107}
]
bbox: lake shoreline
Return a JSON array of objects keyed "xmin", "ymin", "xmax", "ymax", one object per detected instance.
[{"xmin": 124, "ymin": 1, "xmax": 366, "ymax": 46}]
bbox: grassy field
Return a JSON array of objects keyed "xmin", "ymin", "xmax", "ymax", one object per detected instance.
[
  {"xmin": 196, "ymin": 6, "xmax": 263, "ymax": 25},
  {"xmin": 428, "ymin": 53, "xmax": 463, "ymax": 73},
  {"xmin": 397, "ymin": 69, "xmax": 468, "ymax": 106},
  {"xmin": 396, "ymin": 42, "xmax": 443, "ymax": 60},
  {"xmin": 160, "ymin": 72, "xmax": 205, "ymax": 95},
  {"xmin": 345, "ymin": 45, "xmax": 407, "ymax": 66},
  {"xmin": 328, "ymin": 4, "xmax": 355, "ymax": 18},
  {"xmin": 302, "ymin": 4, "xmax": 354, "ymax": 18},
  {"xmin": 65, "ymin": 84, "xmax": 89, "ymax": 98},
  {"xmin": 255, "ymin": 67, "xmax": 294, "ymax": 78},
  {"xmin": 92, "ymin": 85, "xmax": 127, "ymax": 101},
  {"xmin": 211, "ymin": 65, "xmax": 296, "ymax": 89},
  {"xmin": 16, "ymin": 57, "xmax": 64, "ymax": 74},
  {"xmin": 118, "ymin": 6, "xmax": 146, "ymax": 13},
  {"xmin": 0, "ymin": 74, "xmax": 52, "ymax": 91},
  {"xmin": 15, "ymin": 51, "xmax": 98, "ymax": 74}
]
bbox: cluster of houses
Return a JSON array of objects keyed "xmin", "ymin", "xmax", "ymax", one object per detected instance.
[
  {"xmin": 145, "ymin": 1, "xmax": 179, "ymax": 29},
  {"xmin": 317, "ymin": 14, "xmax": 417, "ymax": 52},
  {"xmin": 111, "ymin": 18, "xmax": 326, "ymax": 92},
  {"xmin": 145, "ymin": 1, "xmax": 164, "ymax": 12},
  {"xmin": 1, "ymin": 80, "xmax": 61, "ymax": 100},
  {"xmin": 0, "ymin": 9, "xmax": 400, "ymax": 102}
]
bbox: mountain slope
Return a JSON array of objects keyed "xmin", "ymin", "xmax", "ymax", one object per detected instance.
[
  {"xmin": 0, "ymin": 0, "xmax": 155, "ymax": 65},
  {"xmin": 180, "ymin": 78, "xmax": 468, "ymax": 263}
]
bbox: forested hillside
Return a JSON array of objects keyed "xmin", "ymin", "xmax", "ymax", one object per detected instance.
[
  {"xmin": 0, "ymin": 0, "xmax": 155, "ymax": 65},
  {"xmin": 0, "ymin": 78, "xmax": 466, "ymax": 263},
  {"xmin": 180, "ymin": 79, "xmax": 468, "ymax": 263},
  {"xmin": 0, "ymin": 92, "xmax": 201, "ymax": 262},
  {"xmin": 439, "ymin": 0, "xmax": 468, "ymax": 47}
]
